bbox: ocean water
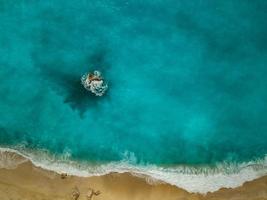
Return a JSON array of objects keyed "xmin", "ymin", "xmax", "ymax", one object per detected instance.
[{"xmin": 0, "ymin": 0, "xmax": 267, "ymax": 193}]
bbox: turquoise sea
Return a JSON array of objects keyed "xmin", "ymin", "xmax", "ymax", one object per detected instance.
[{"xmin": 0, "ymin": 0, "xmax": 267, "ymax": 193}]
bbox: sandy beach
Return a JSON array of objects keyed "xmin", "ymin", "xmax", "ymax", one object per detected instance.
[{"xmin": 0, "ymin": 152, "xmax": 266, "ymax": 200}]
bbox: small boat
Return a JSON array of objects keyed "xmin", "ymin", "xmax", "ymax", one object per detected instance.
[{"xmin": 81, "ymin": 70, "xmax": 108, "ymax": 96}]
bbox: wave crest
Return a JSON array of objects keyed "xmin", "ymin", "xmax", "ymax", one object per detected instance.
[
  {"xmin": 0, "ymin": 147, "xmax": 266, "ymax": 194},
  {"xmin": 0, "ymin": 148, "xmax": 28, "ymax": 169}
]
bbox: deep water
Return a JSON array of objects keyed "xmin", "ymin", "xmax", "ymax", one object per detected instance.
[{"xmin": 0, "ymin": 0, "xmax": 267, "ymax": 166}]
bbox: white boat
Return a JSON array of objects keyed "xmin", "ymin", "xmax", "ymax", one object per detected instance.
[{"xmin": 81, "ymin": 70, "xmax": 108, "ymax": 96}]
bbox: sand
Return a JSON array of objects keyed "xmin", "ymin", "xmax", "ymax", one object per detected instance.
[{"xmin": 0, "ymin": 153, "xmax": 266, "ymax": 200}]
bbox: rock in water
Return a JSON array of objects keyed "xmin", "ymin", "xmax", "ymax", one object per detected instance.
[{"xmin": 81, "ymin": 71, "xmax": 108, "ymax": 96}]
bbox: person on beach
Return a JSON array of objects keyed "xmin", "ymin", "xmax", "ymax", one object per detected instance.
[
  {"xmin": 86, "ymin": 188, "xmax": 101, "ymax": 200},
  {"xmin": 60, "ymin": 173, "xmax": 67, "ymax": 179},
  {"xmin": 72, "ymin": 186, "xmax": 80, "ymax": 200}
]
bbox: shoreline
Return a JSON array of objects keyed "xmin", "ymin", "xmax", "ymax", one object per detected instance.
[
  {"xmin": 0, "ymin": 147, "xmax": 267, "ymax": 194},
  {"xmin": 0, "ymin": 148, "xmax": 267, "ymax": 200},
  {"xmin": 0, "ymin": 156, "xmax": 267, "ymax": 199}
]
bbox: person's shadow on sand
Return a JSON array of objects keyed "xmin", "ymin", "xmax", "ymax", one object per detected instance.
[
  {"xmin": 71, "ymin": 186, "xmax": 80, "ymax": 200},
  {"xmin": 71, "ymin": 186, "xmax": 101, "ymax": 200},
  {"xmin": 86, "ymin": 188, "xmax": 101, "ymax": 200}
]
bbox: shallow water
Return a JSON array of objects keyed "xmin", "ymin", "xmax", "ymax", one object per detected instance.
[{"xmin": 0, "ymin": 0, "xmax": 267, "ymax": 168}]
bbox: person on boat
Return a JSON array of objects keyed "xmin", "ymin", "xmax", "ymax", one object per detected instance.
[
  {"xmin": 81, "ymin": 70, "xmax": 108, "ymax": 96},
  {"xmin": 88, "ymin": 73, "xmax": 102, "ymax": 82}
]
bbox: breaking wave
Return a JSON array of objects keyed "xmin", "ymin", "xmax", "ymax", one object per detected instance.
[{"xmin": 0, "ymin": 146, "xmax": 266, "ymax": 194}]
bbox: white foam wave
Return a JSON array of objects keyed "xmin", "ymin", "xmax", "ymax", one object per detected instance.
[
  {"xmin": 0, "ymin": 148, "xmax": 28, "ymax": 169},
  {"xmin": 0, "ymin": 147, "xmax": 266, "ymax": 194}
]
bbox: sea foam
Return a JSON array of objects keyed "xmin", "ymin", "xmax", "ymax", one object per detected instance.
[{"xmin": 0, "ymin": 147, "xmax": 266, "ymax": 194}]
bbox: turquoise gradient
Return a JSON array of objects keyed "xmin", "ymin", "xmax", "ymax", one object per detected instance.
[{"xmin": 0, "ymin": 0, "xmax": 267, "ymax": 165}]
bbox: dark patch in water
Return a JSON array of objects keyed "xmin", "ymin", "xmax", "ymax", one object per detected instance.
[
  {"xmin": 175, "ymin": 8, "xmax": 267, "ymax": 62},
  {"xmin": 31, "ymin": 48, "xmax": 111, "ymax": 117},
  {"xmin": 0, "ymin": 127, "xmax": 29, "ymax": 146},
  {"xmin": 175, "ymin": 11, "xmax": 242, "ymax": 61},
  {"xmin": 85, "ymin": 47, "xmax": 111, "ymax": 72}
]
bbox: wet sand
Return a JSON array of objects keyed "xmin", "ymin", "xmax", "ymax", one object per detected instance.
[{"xmin": 0, "ymin": 153, "xmax": 266, "ymax": 200}]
